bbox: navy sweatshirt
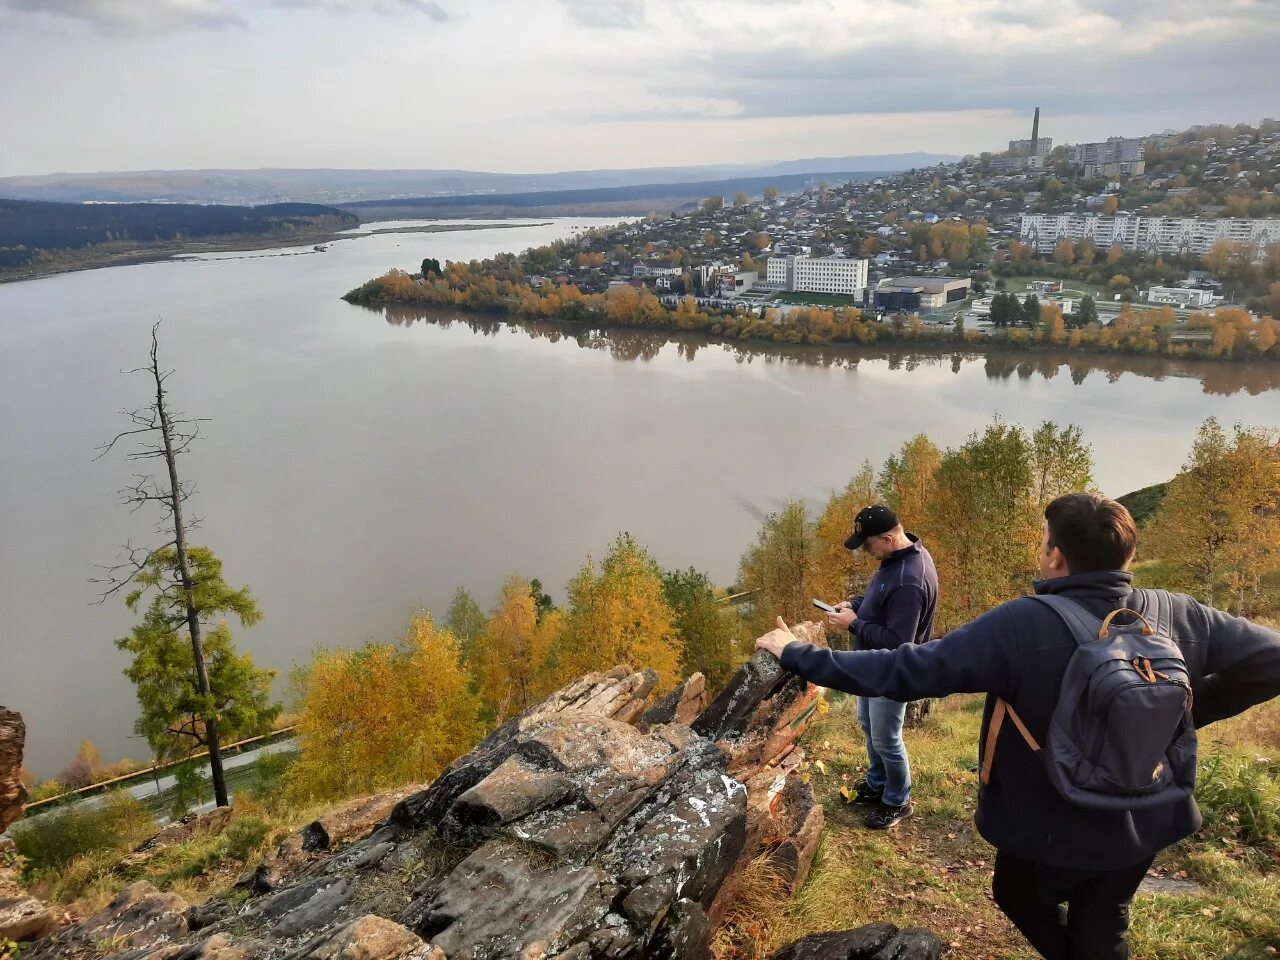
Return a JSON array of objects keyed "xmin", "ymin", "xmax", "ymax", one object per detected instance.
[
  {"xmin": 781, "ymin": 570, "xmax": 1280, "ymax": 870},
  {"xmin": 848, "ymin": 535, "xmax": 938, "ymax": 651}
]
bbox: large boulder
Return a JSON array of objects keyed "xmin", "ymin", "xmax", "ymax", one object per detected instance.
[
  {"xmin": 769, "ymin": 924, "xmax": 944, "ymax": 960},
  {"xmin": 0, "ymin": 708, "xmax": 28, "ymax": 834},
  {"xmin": 25, "ymin": 637, "xmax": 837, "ymax": 960},
  {"xmin": 24, "ymin": 882, "xmax": 190, "ymax": 960}
]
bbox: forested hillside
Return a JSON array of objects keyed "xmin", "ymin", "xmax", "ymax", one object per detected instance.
[{"xmin": 0, "ymin": 199, "xmax": 358, "ymax": 269}]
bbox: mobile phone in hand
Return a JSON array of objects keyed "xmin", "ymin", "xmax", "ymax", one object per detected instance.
[{"xmin": 812, "ymin": 599, "xmax": 838, "ymax": 614}]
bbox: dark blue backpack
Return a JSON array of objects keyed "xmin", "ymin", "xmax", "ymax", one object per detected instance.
[{"xmin": 980, "ymin": 589, "xmax": 1197, "ymax": 810}]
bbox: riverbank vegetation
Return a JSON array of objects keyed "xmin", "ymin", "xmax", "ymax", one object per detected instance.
[
  {"xmin": 0, "ymin": 198, "xmax": 358, "ymax": 279},
  {"xmin": 346, "ymin": 263, "xmax": 1280, "ymax": 361},
  {"xmin": 11, "ymin": 415, "xmax": 1279, "ymax": 953}
]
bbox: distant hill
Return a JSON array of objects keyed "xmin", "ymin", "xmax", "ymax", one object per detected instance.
[
  {"xmin": 0, "ymin": 198, "xmax": 357, "ymax": 270},
  {"xmin": 0, "ymin": 154, "xmax": 958, "ymax": 206},
  {"xmin": 341, "ymin": 170, "xmax": 885, "ymax": 220},
  {"xmin": 1117, "ymin": 482, "xmax": 1169, "ymax": 525}
]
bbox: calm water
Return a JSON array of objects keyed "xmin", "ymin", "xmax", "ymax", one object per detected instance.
[{"xmin": 2, "ymin": 218, "xmax": 1278, "ymax": 777}]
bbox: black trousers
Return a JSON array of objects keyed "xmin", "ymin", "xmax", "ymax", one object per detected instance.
[{"xmin": 992, "ymin": 850, "xmax": 1154, "ymax": 960}]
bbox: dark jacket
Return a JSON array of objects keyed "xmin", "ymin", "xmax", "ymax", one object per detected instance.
[
  {"xmin": 848, "ymin": 535, "xmax": 938, "ymax": 651},
  {"xmin": 781, "ymin": 570, "xmax": 1280, "ymax": 870}
]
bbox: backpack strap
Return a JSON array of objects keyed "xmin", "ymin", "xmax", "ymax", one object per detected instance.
[
  {"xmin": 980, "ymin": 697, "xmax": 1040, "ymax": 785},
  {"xmin": 1136, "ymin": 588, "xmax": 1173, "ymax": 639},
  {"xmin": 1029, "ymin": 594, "xmax": 1106, "ymax": 645}
]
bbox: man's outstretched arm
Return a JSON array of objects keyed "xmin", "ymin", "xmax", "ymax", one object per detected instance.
[
  {"xmin": 756, "ymin": 605, "xmax": 1016, "ymax": 702},
  {"xmin": 1193, "ymin": 602, "xmax": 1280, "ymax": 728}
]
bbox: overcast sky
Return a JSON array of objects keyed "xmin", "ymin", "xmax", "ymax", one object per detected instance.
[{"xmin": 2, "ymin": 0, "xmax": 1277, "ymax": 177}]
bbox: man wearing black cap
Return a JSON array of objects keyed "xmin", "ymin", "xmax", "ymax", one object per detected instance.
[{"xmin": 826, "ymin": 504, "xmax": 938, "ymax": 829}]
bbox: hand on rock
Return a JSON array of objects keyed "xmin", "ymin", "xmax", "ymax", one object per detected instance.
[{"xmin": 755, "ymin": 616, "xmax": 798, "ymax": 660}]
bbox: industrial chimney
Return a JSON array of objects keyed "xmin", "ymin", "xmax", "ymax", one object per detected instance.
[{"xmin": 1032, "ymin": 107, "xmax": 1040, "ymax": 145}]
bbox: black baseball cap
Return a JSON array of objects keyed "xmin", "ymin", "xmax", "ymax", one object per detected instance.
[{"xmin": 844, "ymin": 504, "xmax": 899, "ymax": 550}]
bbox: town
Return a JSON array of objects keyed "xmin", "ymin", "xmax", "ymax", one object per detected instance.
[{"xmin": 384, "ymin": 112, "xmax": 1280, "ymax": 356}]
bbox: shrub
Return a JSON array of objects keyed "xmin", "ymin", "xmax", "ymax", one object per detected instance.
[
  {"xmin": 222, "ymin": 816, "xmax": 271, "ymax": 863},
  {"xmin": 1195, "ymin": 753, "xmax": 1280, "ymax": 847},
  {"xmin": 10, "ymin": 790, "xmax": 154, "ymax": 874}
]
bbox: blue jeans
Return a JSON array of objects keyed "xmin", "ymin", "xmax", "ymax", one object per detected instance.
[{"xmin": 857, "ymin": 696, "xmax": 911, "ymax": 806}]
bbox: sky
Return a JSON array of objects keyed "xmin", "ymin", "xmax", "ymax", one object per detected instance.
[{"xmin": 1, "ymin": 0, "xmax": 1278, "ymax": 177}]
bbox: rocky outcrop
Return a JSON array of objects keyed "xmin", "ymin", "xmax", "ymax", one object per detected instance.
[
  {"xmin": 0, "ymin": 708, "xmax": 28, "ymax": 834},
  {"xmin": 24, "ymin": 630, "xmax": 833, "ymax": 960},
  {"xmin": 769, "ymin": 925, "xmax": 944, "ymax": 960},
  {"xmin": 0, "ymin": 711, "xmax": 58, "ymax": 946},
  {"xmin": 24, "ymin": 882, "xmax": 190, "ymax": 960},
  {"xmin": 238, "ymin": 785, "xmax": 423, "ymax": 896}
]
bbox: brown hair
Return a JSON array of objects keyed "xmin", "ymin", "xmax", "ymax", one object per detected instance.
[{"xmin": 1044, "ymin": 493, "xmax": 1138, "ymax": 574}]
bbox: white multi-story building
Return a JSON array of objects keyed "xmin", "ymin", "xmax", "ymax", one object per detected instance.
[
  {"xmin": 766, "ymin": 255, "xmax": 868, "ymax": 296},
  {"xmin": 1020, "ymin": 214, "xmax": 1280, "ymax": 259},
  {"xmin": 1146, "ymin": 286, "xmax": 1216, "ymax": 309},
  {"xmin": 1070, "ymin": 138, "xmax": 1146, "ymax": 177}
]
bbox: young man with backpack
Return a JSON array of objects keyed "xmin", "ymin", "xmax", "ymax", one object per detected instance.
[{"xmin": 756, "ymin": 493, "xmax": 1280, "ymax": 960}]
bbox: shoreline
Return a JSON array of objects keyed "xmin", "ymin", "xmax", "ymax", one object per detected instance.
[
  {"xmin": 360, "ymin": 302, "xmax": 1280, "ymax": 391},
  {"xmin": 0, "ymin": 220, "xmax": 550, "ymax": 285}
]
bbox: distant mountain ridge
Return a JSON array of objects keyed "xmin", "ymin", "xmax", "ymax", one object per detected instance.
[{"xmin": 0, "ymin": 153, "xmax": 957, "ymax": 205}]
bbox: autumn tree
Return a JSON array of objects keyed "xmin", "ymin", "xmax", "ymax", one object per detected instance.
[
  {"xmin": 470, "ymin": 576, "xmax": 558, "ymax": 719},
  {"xmin": 96, "ymin": 322, "xmax": 255, "ymax": 807},
  {"xmin": 116, "ymin": 546, "xmax": 279, "ymax": 769},
  {"xmin": 734, "ymin": 192, "xmax": 750, "ymax": 208},
  {"xmin": 1203, "ymin": 239, "xmax": 1234, "ymax": 278},
  {"xmin": 1107, "ymin": 243, "xmax": 1125, "ymax": 264},
  {"xmin": 811, "ymin": 466, "xmax": 880, "ymax": 616},
  {"xmin": 753, "ymin": 232, "xmax": 772, "ymax": 251},
  {"xmin": 58, "ymin": 741, "xmax": 103, "ymax": 789},
  {"xmin": 929, "ymin": 421, "xmax": 1040, "ymax": 631},
  {"xmin": 445, "ymin": 587, "xmax": 486, "ymax": 664},
  {"xmin": 1103, "ymin": 196, "xmax": 1119, "ymax": 214},
  {"xmin": 879, "ymin": 435, "xmax": 942, "ymax": 528},
  {"xmin": 737, "ymin": 502, "xmax": 819, "ymax": 639},
  {"xmin": 1145, "ymin": 419, "xmax": 1280, "ymax": 614},
  {"xmin": 1029, "ymin": 422, "xmax": 1094, "ymax": 506},
  {"xmin": 1053, "ymin": 239, "xmax": 1076, "ymax": 265},
  {"xmin": 662, "ymin": 568, "xmax": 740, "ymax": 690},
  {"xmin": 1041, "ymin": 302, "xmax": 1067, "ymax": 342},
  {"xmin": 558, "ymin": 534, "xmax": 681, "ymax": 690},
  {"xmin": 702, "ymin": 196, "xmax": 724, "ymax": 213},
  {"xmin": 288, "ymin": 615, "xmax": 483, "ymax": 802},
  {"xmin": 763, "ymin": 186, "xmax": 779, "ymax": 203}
]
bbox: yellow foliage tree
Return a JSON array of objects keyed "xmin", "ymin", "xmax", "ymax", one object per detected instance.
[
  {"xmin": 471, "ymin": 576, "xmax": 559, "ymax": 720},
  {"xmin": 810, "ymin": 466, "xmax": 880, "ymax": 611},
  {"xmin": 288, "ymin": 615, "xmax": 483, "ymax": 802},
  {"xmin": 1145, "ymin": 419, "xmax": 1280, "ymax": 615},
  {"xmin": 557, "ymin": 534, "xmax": 681, "ymax": 691}
]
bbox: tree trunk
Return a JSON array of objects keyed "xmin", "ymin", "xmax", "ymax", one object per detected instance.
[{"xmin": 153, "ymin": 339, "xmax": 229, "ymax": 808}]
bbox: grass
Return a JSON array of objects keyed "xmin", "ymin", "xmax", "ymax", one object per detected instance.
[
  {"xmin": 713, "ymin": 694, "xmax": 1280, "ymax": 960},
  {"xmin": 9, "ymin": 754, "xmax": 326, "ymax": 919}
]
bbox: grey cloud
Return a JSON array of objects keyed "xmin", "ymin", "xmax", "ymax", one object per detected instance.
[
  {"xmin": 622, "ymin": 1, "xmax": 1280, "ymax": 128},
  {"xmin": 0, "ymin": 0, "xmax": 245, "ymax": 33},
  {"xmin": 561, "ymin": 0, "xmax": 646, "ymax": 29},
  {"xmin": 268, "ymin": 0, "xmax": 449, "ymax": 19},
  {"xmin": 0, "ymin": 0, "xmax": 450, "ymax": 34}
]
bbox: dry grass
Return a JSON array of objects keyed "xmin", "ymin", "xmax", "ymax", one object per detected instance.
[{"xmin": 713, "ymin": 694, "xmax": 1280, "ymax": 960}]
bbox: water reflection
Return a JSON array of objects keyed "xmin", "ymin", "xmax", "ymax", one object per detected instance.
[{"xmin": 372, "ymin": 304, "xmax": 1280, "ymax": 398}]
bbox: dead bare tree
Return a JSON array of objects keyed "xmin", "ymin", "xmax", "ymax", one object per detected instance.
[{"xmin": 95, "ymin": 321, "xmax": 230, "ymax": 807}]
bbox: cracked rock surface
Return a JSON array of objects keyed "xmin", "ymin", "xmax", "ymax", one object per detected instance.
[{"xmin": 24, "ymin": 628, "xmax": 840, "ymax": 960}]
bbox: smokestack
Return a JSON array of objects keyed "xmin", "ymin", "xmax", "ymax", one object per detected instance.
[{"xmin": 1032, "ymin": 107, "xmax": 1040, "ymax": 144}]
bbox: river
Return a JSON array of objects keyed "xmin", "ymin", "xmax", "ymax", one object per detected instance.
[{"xmin": 2, "ymin": 217, "xmax": 1278, "ymax": 777}]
